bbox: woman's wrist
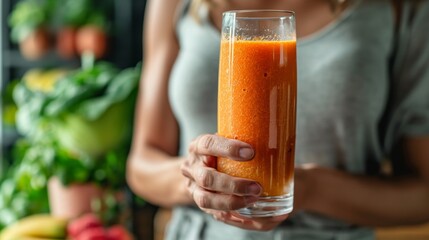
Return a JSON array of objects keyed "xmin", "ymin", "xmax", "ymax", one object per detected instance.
[{"xmin": 293, "ymin": 165, "xmax": 324, "ymax": 212}]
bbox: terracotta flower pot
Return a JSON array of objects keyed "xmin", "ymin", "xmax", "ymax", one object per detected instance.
[{"xmin": 48, "ymin": 177, "xmax": 104, "ymax": 219}]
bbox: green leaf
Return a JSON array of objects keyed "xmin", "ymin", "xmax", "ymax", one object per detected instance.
[
  {"xmin": 0, "ymin": 179, "xmax": 16, "ymax": 203},
  {"xmin": 85, "ymin": 11, "xmax": 109, "ymax": 31},
  {"xmin": 56, "ymin": 0, "xmax": 92, "ymax": 27},
  {"xmin": 43, "ymin": 63, "xmax": 119, "ymax": 118},
  {"xmin": 0, "ymin": 209, "xmax": 19, "ymax": 227},
  {"xmin": 13, "ymin": 83, "xmax": 50, "ymax": 137},
  {"xmin": 0, "ymin": 148, "xmax": 50, "ymax": 231},
  {"xmin": 10, "ymin": 22, "xmax": 38, "ymax": 43},
  {"xmin": 76, "ymin": 67, "xmax": 139, "ymax": 120},
  {"xmin": 8, "ymin": 0, "xmax": 50, "ymax": 42}
]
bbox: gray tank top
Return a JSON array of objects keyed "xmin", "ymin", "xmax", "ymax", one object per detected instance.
[{"xmin": 167, "ymin": 0, "xmax": 429, "ymax": 239}]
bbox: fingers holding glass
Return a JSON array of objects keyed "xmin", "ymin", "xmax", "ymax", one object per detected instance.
[
  {"xmin": 182, "ymin": 134, "xmax": 261, "ymax": 211},
  {"xmin": 188, "ymin": 134, "xmax": 255, "ymax": 161},
  {"xmin": 207, "ymin": 210, "xmax": 289, "ymax": 231}
]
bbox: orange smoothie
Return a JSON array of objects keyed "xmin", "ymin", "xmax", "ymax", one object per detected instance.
[{"xmin": 217, "ymin": 39, "xmax": 297, "ymax": 197}]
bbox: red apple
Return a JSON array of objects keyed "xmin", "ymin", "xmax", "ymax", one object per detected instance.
[
  {"xmin": 77, "ymin": 227, "xmax": 110, "ymax": 240},
  {"xmin": 106, "ymin": 225, "xmax": 133, "ymax": 240},
  {"xmin": 68, "ymin": 213, "xmax": 103, "ymax": 239}
]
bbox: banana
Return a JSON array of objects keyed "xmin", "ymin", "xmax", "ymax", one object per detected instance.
[
  {"xmin": 0, "ymin": 215, "xmax": 68, "ymax": 240},
  {"xmin": 11, "ymin": 238, "xmax": 59, "ymax": 240}
]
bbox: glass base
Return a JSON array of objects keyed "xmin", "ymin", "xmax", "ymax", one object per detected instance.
[{"xmin": 236, "ymin": 193, "xmax": 293, "ymax": 217}]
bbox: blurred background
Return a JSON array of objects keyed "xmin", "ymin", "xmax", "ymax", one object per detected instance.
[
  {"xmin": 0, "ymin": 1, "xmax": 429, "ymax": 240},
  {"xmin": 0, "ymin": 0, "xmax": 162, "ymax": 239}
]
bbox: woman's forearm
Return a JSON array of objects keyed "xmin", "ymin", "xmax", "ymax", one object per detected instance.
[
  {"xmin": 302, "ymin": 167, "xmax": 429, "ymax": 227},
  {"xmin": 127, "ymin": 148, "xmax": 192, "ymax": 208}
]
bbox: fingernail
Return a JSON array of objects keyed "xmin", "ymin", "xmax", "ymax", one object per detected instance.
[
  {"xmin": 239, "ymin": 148, "xmax": 254, "ymax": 159},
  {"xmin": 244, "ymin": 196, "xmax": 259, "ymax": 207},
  {"xmin": 247, "ymin": 183, "xmax": 262, "ymax": 195}
]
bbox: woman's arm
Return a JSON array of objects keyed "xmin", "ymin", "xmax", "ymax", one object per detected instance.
[
  {"xmin": 298, "ymin": 136, "xmax": 429, "ymax": 227},
  {"xmin": 126, "ymin": 0, "xmax": 192, "ymax": 208}
]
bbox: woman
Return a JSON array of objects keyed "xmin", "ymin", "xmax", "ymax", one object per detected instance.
[{"xmin": 127, "ymin": 0, "xmax": 429, "ymax": 239}]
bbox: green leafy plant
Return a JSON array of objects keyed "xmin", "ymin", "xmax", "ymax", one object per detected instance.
[
  {"xmin": 8, "ymin": 0, "xmax": 56, "ymax": 43},
  {"xmin": 0, "ymin": 145, "xmax": 50, "ymax": 230},
  {"xmin": 56, "ymin": 0, "xmax": 93, "ymax": 27},
  {"xmin": 53, "ymin": 0, "xmax": 110, "ymax": 29},
  {"xmin": 0, "ymin": 59, "xmax": 140, "ymax": 230},
  {"xmin": 1, "ymin": 80, "xmax": 18, "ymax": 126},
  {"xmin": 14, "ymin": 57, "xmax": 140, "ymax": 160},
  {"xmin": 9, "ymin": 0, "xmax": 111, "ymax": 42},
  {"xmin": 0, "ymin": 137, "xmax": 130, "ymax": 231}
]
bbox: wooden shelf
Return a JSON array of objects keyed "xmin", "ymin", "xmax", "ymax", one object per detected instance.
[{"xmin": 4, "ymin": 50, "xmax": 80, "ymax": 69}]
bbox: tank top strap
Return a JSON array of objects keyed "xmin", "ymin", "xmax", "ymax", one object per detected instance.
[
  {"xmin": 199, "ymin": 2, "xmax": 212, "ymax": 23},
  {"xmin": 176, "ymin": 0, "xmax": 192, "ymax": 19},
  {"xmin": 180, "ymin": 0, "xmax": 213, "ymax": 23}
]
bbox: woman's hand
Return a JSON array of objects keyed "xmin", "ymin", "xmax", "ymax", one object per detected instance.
[
  {"xmin": 181, "ymin": 134, "xmax": 289, "ymax": 231},
  {"xmin": 208, "ymin": 210, "xmax": 289, "ymax": 231}
]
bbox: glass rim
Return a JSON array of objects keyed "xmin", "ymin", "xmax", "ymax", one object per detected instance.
[{"xmin": 223, "ymin": 9, "xmax": 295, "ymax": 20}]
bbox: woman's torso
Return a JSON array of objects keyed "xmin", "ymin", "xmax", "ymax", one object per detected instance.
[
  {"xmin": 170, "ymin": 0, "xmax": 392, "ymax": 171},
  {"xmin": 168, "ymin": 0, "xmax": 396, "ymax": 238}
]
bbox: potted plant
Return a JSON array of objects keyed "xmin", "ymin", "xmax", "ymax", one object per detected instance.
[
  {"xmin": 12, "ymin": 56, "xmax": 140, "ymax": 219},
  {"xmin": 55, "ymin": 0, "xmax": 109, "ymax": 59},
  {"xmin": 9, "ymin": 0, "xmax": 111, "ymax": 60},
  {"xmin": 8, "ymin": 0, "xmax": 56, "ymax": 60}
]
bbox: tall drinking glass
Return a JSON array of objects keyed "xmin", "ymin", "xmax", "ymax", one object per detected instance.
[{"xmin": 217, "ymin": 10, "xmax": 297, "ymax": 217}]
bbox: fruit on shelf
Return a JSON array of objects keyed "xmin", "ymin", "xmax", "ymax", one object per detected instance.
[
  {"xmin": 0, "ymin": 214, "xmax": 68, "ymax": 240},
  {"xmin": 76, "ymin": 25, "xmax": 108, "ymax": 59},
  {"xmin": 19, "ymin": 28, "xmax": 51, "ymax": 61},
  {"xmin": 57, "ymin": 27, "xmax": 78, "ymax": 59}
]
